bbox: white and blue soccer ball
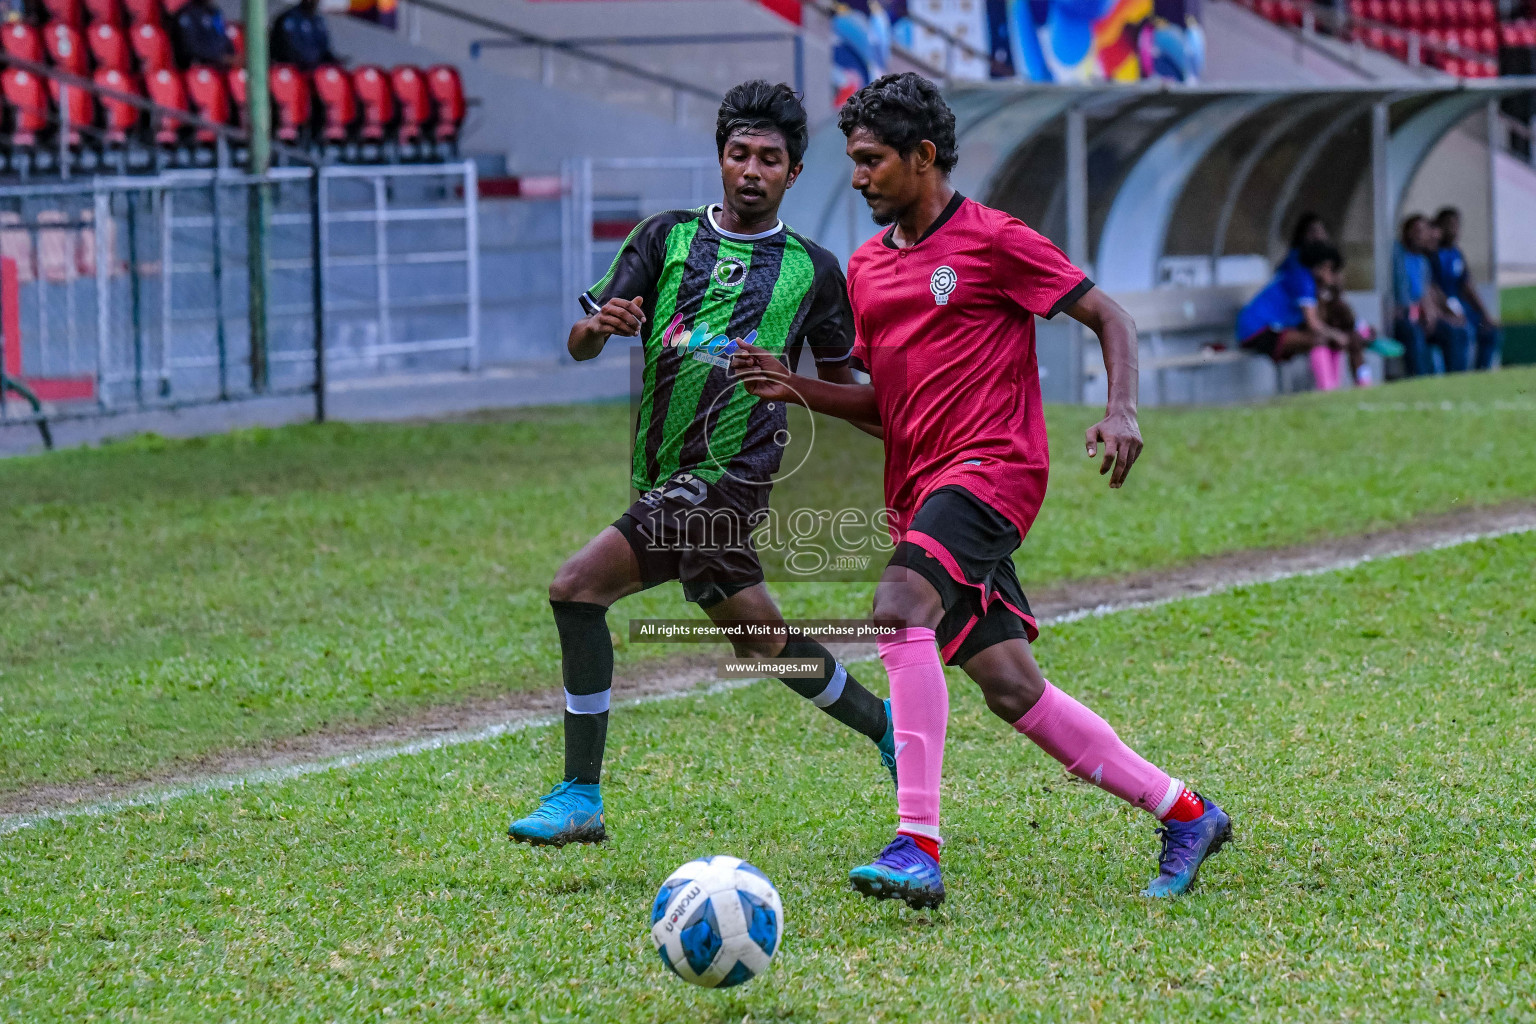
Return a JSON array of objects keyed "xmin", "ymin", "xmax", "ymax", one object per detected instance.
[{"xmin": 649, "ymin": 855, "xmax": 783, "ymax": 988}]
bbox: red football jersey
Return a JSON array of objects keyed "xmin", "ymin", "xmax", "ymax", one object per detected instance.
[{"xmin": 849, "ymin": 194, "xmax": 1091, "ymax": 540}]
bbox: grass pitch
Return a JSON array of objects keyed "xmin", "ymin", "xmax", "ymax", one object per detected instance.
[
  {"xmin": 2, "ymin": 369, "xmax": 1534, "ymax": 795},
  {"xmin": 3, "ymin": 532, "xmax": 1534, "ymax": 1021}
]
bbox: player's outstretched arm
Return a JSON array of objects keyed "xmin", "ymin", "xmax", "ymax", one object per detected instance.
[
  {"xmin": 813, "ymin": 360, "xmax": 883, "ymax": 439},
  {"xmin": 1066, "ymin": 286, "xmax": 1143, "ymax": 489},
  {"xmin": 568, "ymin": 296, "xmax": 646, "ymax": 361},
  {"xmin": 730, "ymin": 341, "xmax": 881, "ymax": 425}
]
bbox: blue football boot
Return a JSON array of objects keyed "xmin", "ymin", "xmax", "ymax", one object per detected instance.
[
  {"xmin": 1142, "ymin": 794, "xmax": 1232, "ymax": 897},
  {"xmin": 877, "ymin": 698, "xmax": 898, "ymax": 787},
  {"xmin": 849, "ymin": 834, "xmax": 945, "ymax": 909},
  {"xmin": 507, "ymin": 780, "xmax": 607, "ymax": 847}
]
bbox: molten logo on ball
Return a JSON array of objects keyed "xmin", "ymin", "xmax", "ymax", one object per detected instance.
[{"xmin": 649, "ymin": 855, "xmax": 783, "ymax": 988}]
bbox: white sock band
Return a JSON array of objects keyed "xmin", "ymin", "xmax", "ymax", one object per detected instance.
[
  {"xmin": 809, "ymin": 663, "xmax": 847, "ymax": 708},
  {"xmin": 565, "ymin": 689, "xmax": 611, "ymax": 715},
  {"xmin": 897, "ymin": 822, "xmax": 943, "ymax": 843},
  {"xmin": 1153, "ymin": 777, "xmax": 1183, "ymax": 820}
]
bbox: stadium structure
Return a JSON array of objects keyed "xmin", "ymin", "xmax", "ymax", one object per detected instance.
[{"xmin": 0, "ymin": 0, "xmax": 1533, "ymax": 445}]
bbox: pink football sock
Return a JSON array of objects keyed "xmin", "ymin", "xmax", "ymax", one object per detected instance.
[
  {"xmin": 1013, "ymin": 682, "xmax": 1182, "ymax": 819},
  {"xmin": 1309, "ymin": 345, "xmax": 1340, "ymax": 391},
  {"xmin": 879, "ymin": 627, "xmax": 947, "ymax": 843}
]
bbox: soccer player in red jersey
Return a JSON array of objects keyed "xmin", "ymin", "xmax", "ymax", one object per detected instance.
[{"xmin": 733, "ymin": 73, "xmax": 1231, "ymax": 907}]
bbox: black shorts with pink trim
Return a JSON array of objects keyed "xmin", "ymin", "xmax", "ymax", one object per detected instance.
[{"xmin": 887, "ymin": 485, "xmax": 1038, "ymax": 666}]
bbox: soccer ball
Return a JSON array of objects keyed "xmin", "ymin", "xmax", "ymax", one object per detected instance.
[{"xmin": 649, "ymin": 855, "xmax": 783, "ymax": 988}]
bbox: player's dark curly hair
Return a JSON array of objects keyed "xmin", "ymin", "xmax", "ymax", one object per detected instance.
[
  {"xmin": 716, "ymin": 80, "xmax": 809, "ymax": 166},
  {"xmin": 1298, "ymin": 240, "xmax": 1342, "ymax": 269},
  {"xmin": 837, "ymin": 72, "xmax": 958, "ymax": 174}
]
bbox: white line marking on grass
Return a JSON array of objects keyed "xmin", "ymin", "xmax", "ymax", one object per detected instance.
[{"xmin": 5, "ymin": 520, "xmax": 1534, "ymax": 838}]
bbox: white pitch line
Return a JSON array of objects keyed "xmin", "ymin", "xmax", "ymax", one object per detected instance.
[{"xmin": 4, "ymin": 520, "xmax": 1533, "ymax": 838}]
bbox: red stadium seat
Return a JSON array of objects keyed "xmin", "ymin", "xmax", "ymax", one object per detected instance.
[
  {"xmin": 225, "ymin": 21, "xmax": 245, "ymax": 61},
  {"xmin": 161, "ymin": 0, "xmax": 191, "ymax": 13},
  {"xmin": 84, "ymin": 0, "xmax": 125, "ymax": 24},
  {"xmin": 144, "ymin": 66, "xmax": 188, "ymax": 144},
  {"xmin": 184, "ymin": 64, "xmax": 230, "ymax": 142},
  {"xmin": 2, "ymin": 68, "xmax": 50, "ymax": 146},
  {"xmin": 2, "ymin": 22, "xmax": 45, "ymax": 63},
  {"xmin": 1364, "ymin": 25, "xmax": 1388, "ymax": 50},
  {"xmin": 312, "ymin": 64, "xmax": 356, "ymax": 142},
  {"xmin": 1457, "ymin": 26, "xmax": 1478, "ymax": 50},
  {"xmin": 269, "ymin": 63, "xmax": 310, "ymax": 143},
  {"xmin": 123, "ymin": 0, "xmax": 160, "ymax": 23},
  {"xmin": 1386, "ymin": 31, "xmax": 1409, "ymax": 58},
  {"xmin": 426, "ymin": 65, "xmax": 464, "ymax": 142},
  {"xmin": 1422, "ymin": 0, "xmax": 1442, "ymax": 25},
  {"xmin": 1367, "ymin": 0, "xmax": 1387, "ymax": 23},
  {"xmin": 88, "ymin": 22, "xmax": 132, "ymax": 72},
  {"xmin": 94, "ymin": 67, "xmax": 141, "ymax": 143},
  {"xmin": 44, "ymin": 23, "xmax": 90, "ymax": 76},
  {"xmin": 44, "ymin": 0, "xmax": 85, "ymax": 28},
  {"xmin": 129, "ymin": 20, "xmax": 173, "ymax": 71},
  {"xmin": 1476, "ymin": 0, "xmax": 1495, "ymax": 26},
  {"xmin": 390, "ymin": 64, "xmax": 428, "ymax": 143},
  {"xmin": 1442, "ymin": 55, "xmax": 1464, "ymax": 74},
  {"xmin": 1404, "ymin": 0, "xmax": 1424, "ymax": 30},
  {"xmin": 226, "ymin": 66, "xmax": 246, "ymax": 127},
  {"xmin": 1386, "ymin": 0, "xmax": 1405, "ymax": 25},
  {"xmin": 351, "ymin": 65, "xmax": 393, "ymax": 141},
  {"xmin": 47, "ymin": 78, "xmax": 94, "ymax": 145}
]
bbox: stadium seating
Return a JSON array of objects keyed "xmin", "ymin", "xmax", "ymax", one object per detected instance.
[
  {"xmin": 2, "ymin": 69, "xmax": 50, "ymax": 147},
  {"xmin": 44, "ymin": 22, "xmax": 89, "ymax": 76},
  {"xmin": 122, "ymin": 0, "xmax": 161, "ymax": 24},
  {"xmin": 390, "ymin": 64, "xmax": 429, "ymax": 145},
  {"xmin": 313, "ymin": 65, "xmax": 357, "ymax": 143},
  {"xmin": 88, "ymin": 21, "xmax": 134, "ymax": 72},
  {"xmin": 184, "ymin": 65, "xmax": 231, "ymax": 143},
  {"xmin": 129, "ymin": 21, "xmax": 175, "ymax": 72},
  {"xmin": 1243, "ymin": 0, "xmax": 1522, "ymax": 77},
  {"xmin": 43, "ymin": 0, "xmax": 85, "ymax": 29},
  {"xmin": 3, "ymin": 23, "xmax": 46, "ymax": 64},
  {"xmin": 0, "ymin": 0, "xmax": 467, "ymax": 174},
  {"xmin": 270, "ymin": 63, "xmax": 311, "ymax": 144},
  {"xmin": 94, "ymin": 68, "xmax": 141, "ymax": 144},
  {"xmin": 84, "ymin": 0, "xmax": 126, "ymax": 25},
  {"xmin": 353, "ymin": 65, "xmax": 394, "ymax": 142},
  {"xmin": 144, "ymin": 66, "xmax": 188, "ymax": 145},
  {"xmin": 427, "ymin": 66, "xmax": 465, "ymax": 143}
]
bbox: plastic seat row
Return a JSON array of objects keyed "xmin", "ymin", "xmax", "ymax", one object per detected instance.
[
  {"xmin": 1, "ymin": 62, "xmax": 466, "ymax": 158},
  {"xmin": 35, "ymin": 0, "xmax": 201, "ymax": 28},
  {"xmin": 3, "ymin": 18, "xmax": 243, "ymax": 77},
  {"xmin": 1347, "ymin": 0, "xmax": 1501, "ymax": 30}
]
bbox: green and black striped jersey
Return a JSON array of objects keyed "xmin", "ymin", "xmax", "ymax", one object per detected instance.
[{"xmin": 583, "ymin": 205, "xmax": 854, "ymax": 493}]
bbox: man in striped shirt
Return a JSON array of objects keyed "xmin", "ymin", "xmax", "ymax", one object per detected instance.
[{"xmin": 508, "ymin": 81, "xmax": 896, "ymax": 847}]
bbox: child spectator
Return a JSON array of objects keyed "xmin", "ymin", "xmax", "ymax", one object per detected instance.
[{"xmin": 1237, "ymin": 241, "xmax": 1357, "ymax": 390}]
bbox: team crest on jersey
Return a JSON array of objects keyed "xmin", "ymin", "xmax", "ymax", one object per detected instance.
[
  {"xmin": 713, "ymin": 257, "xmax": 748, "ymax": 288},
  {"xmin": 930, "ymin": 265, "xmax": 958, "ymax": 306}
]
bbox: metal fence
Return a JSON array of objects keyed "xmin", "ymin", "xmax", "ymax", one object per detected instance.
[{"xmin": 0, "ymin": 161, "xmax": 479, "ymax": 434}]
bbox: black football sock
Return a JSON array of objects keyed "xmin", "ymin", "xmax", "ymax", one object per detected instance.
[
  {"xmin": 550, "ymin": 600, "xmax": 614, "ymax": 786},
  {"xmin": 778, "ymin": 636, "xmax": 889, "ymax": 743}
]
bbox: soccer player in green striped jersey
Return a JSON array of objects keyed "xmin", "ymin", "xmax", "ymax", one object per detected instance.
[{"xmin": 508, "ymin": 81, "xmax": 896, "ymax": 847}]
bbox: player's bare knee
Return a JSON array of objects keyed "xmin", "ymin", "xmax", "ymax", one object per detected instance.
[
  {"xmin": 871, "ymin": 581, "xmax": 942, "ymax": 632},
  {"xmin": 549, "ymin": 557, "xmax": 606, "ymax": 606}
]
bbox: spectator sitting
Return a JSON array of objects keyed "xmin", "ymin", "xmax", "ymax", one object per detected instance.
[
  {"xmin": 1394, "ymin": 214, "xmax": 1471, "ymax": 375},
  {"xmin": 1432, "ymin": 206, "xmax": 1501, "ymax": 370},
  {"xmin": 1285, "ymin": 213, "xmax": 1375, "ymax": 385},
  {"xmin": 172, "ymin": 0, "xmax": 237, "ymax": 69},
  {"xmin": 1237, "ymin": 241, "xmax": 1356, "ymax": 391},
  {"xmin": 271, "ymin": 0, "xmax": 339, "ymax": 71}
]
